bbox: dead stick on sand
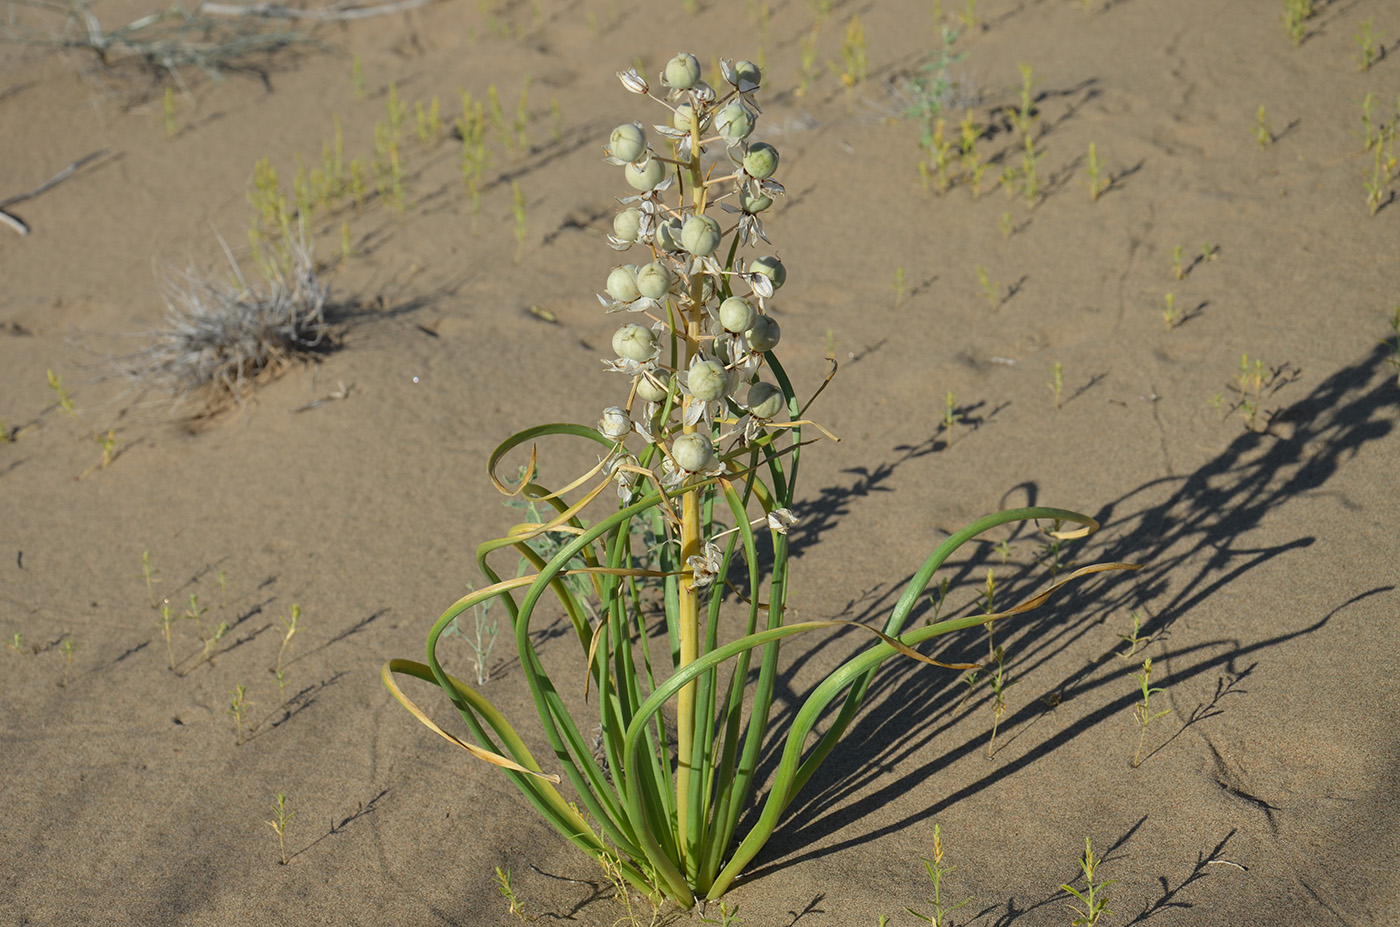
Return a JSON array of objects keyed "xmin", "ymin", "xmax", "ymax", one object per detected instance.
[
  {"xmin": 196, "ymin": 0, "xmax": 437, "ymax": 21},
  {"xmin": 0, "ymin": 149, "xmax": 109, "ymax": 237}
]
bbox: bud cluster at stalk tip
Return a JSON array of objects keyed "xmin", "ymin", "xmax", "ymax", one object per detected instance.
[{"xmin": 596, "ymin": 53, "xmax": 794, "ymax": 500}]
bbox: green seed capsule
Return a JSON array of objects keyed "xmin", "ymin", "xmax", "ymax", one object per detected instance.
[
  {"xmin": 635, "ymin": 262, "xmax": 672, "ymax": 300},
  {"xmin": 745, "ymin": 314, "xmax": 781, "ymax": 353},
  {"xmin": 606, "ymin": 265, "xmax": 641, "ymax": 302},
  {"xmin": 688, "ymin": 359, "xmax": 729, "ymax": 402},
  {"xmin": 738, "ymin": 188, "xmax": 772, "ymax": 214},
  {"xmin": 664, "ymin": 53, "xmax": 701, "ymax": 90},
  {"xmin": 750, "ymin": 255, "xmax": 786, "ymax": 290},
  {"xmin": 732, "ymin": 59, "xmax": 761, "ymax": 89},
  {"xmin": 599, "ymin": 407, "xmax": 631, "ymax": 439},
  {"xmin": 673, "ymin": 103, "xmax": 696, "ymax": 132},
  {"xmin": 715, "ymin": 101, "xmax": 755, "ymax": 142},
  {"xmin": 612, "ymin": 208, "xmax": 642, "ymax": 242},
  {"xmin": 636, "ymin": 375, "xmax": 670, "ymax": 403},
  {"xmin": 624, "ymin": 158, "xmax": 667, "ymax": 191},
  {"xmin": 746, "ymin": 382, "xmax": 784, "ymax": 420},
  {"xmin": 681, "ymin": 214, "xmax": 722, "ymax": 256},
  {"xmin": 672, "ymin": 433, "xmax": 716, "ymax": 472},
  {"xmin": 742, "ymin": 142, "xmax": 779, "ymax": 179},
  {"xmin": 609, "ymin": 123, "xmax": 647, "ymax": 163},
  {"xmin": 719, "ymin": 296, "xmax": 756, "ymax": 333},
  {"xmin": 612, "ymin": 323, "xmax": 656, "ymax": 362},
  {"xmin": 655, "ymin": 217, "xmax": 683, "ymax": 251}
]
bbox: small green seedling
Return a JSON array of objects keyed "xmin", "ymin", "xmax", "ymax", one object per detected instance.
[
  {"xmin": 1365, "ymin": 137, "xmax": 1388, "ymax": 215},
  {"xmin": 1086, "ymin": 141, "xmax": 1107, "ymax": 200},
  {"xmin": 838, "ymin": 14, "xmax": 868, "ymax": 88},
  {"xmin": 796, "ymin": 20, "xmax": 822, "ymax": 97},
  {"xmin": 1061, "ymin": 837, "xmax": 1115, "ymax": 926},
  {"xmin": 700, "ymin": 901, "xmax": 742, "ymax": 926},
  {"xmin": 906, "ymin": 824, "xmax": 971, "ymax": 926},
  {"xmin": 60, "ymin": 637, "xmax": 77, "ymax": 687},
  {"xmin": 1131, "ymin": 657, "xmax": 1171, "ymax": 767},
  {"xmin": 139, "ymin": 550, "xmax": 160, "ymax": 609},
  {"xmin": 229, "ymin": 684, "xmax": 252, "ymax": 745},
  {"xmin": 942, "ymin": 390, "xmax": 961, "ymax": 429},
  {"xmin": 1038, "ymin": 520, "xmax": 1066, "ymax": 578},
  {"xmin": 184, "ymin": 593, "xmax": 209, "ymax": 641},
  {"xmin": 996, "ymin": 538, "xmax": 1014, "ymax": 563},
  {"xmin": 1283, "ymin": 0, "xmax": 1312, "ymax": 45},
  {"xmin": 976, "ymin": 265, "xmax": 999, "ymax": 311},
  {"xmin": 986, "ymin": 645, "xmax": 1009, "ymax": 758},
  {"xmin": 893, "ymin": 266, "xmax": 908, "ymax": 307},
  {"xmin": 46, "ymin": 369, "xmax": 76, "ymax": 418},
  {"xmin": 1162, "ymin": 292, "xmax": 1178, "ymax": 330},
  {"xmin": 495, "ymin": 866, "xmax": 529, "ymax": 920},
  {"xmin": 159, "ymin": 601, "xmax": 176, "ymax": 671},
  {"xmin": 217, "ymin": 570, "xmax": 229, "ymax": 609},
  {"xmin": 1201, "ymin": 241, "xmax": 1217, "ymax": 262},
  {"xmin": 1255, "ymin": 105, "xmax": 1273, "ymax": 149},
  {"xmin": 1000, "ymin": 211, "xmax": 1013, "ymax": 239},
  {"xmin": 274, "ymin": 604, "xmax": 300, "ymax": 691},
  {"xmin": 415, "ymin": 97, "xmax": 443, "ymax": 145},
  {"xmin": 1360, "ymin": 94, "xmax": 1378, "ymax": 152},
  {"xmin": 1171, "ymin": 245, "xmax": 1185, "ymax": 280},
  {"xmin": 959, "ymin": 0, "xmax": 977, "ymax": 30},
  {"xmin": 162, "ymin": 85, "xmax": 177, "ymax": 138},
  {"xmin": 6, "ymin": 632, "xmax": 24, "ymax": 655},
  {"xmin": 1021, "ymin": 134, "xmax": 1042, "ymax": 206},
  {"xmin": 193, "ymin": 622, "xmax": 229, "ymax": 672},
  {"xmin": 266, "ymin": 793, "xmax": 294, "ymax": 865},
  {"xmin": 1355, "ymin": 19, "xmax": 1382, "ymax": 71},
  {"xmin": 1117, "ymin": 610, "xmax": 1146, "ymax": 659},
  {"xmin": 926, "ymin": 576, "xmax": 952, "ymax": 624},
  {"xmin": 1049, "ymin": 361, "xmax": 1064, "ymax": 409},
  {"xmin": 1015, "ymin": 63, "xmax": 1035, "ymax": 136},
  {"xmin": 1207, "ymin": 392, "xmax": 1227, "ymax": 420}
]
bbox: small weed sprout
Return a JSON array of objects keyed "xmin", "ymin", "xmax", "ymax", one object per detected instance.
[
  {"xmin": 216, "ymin": 570, "xmax": 228, "ymax": 608},
  {"xmin": 986, "ymin": 646, "xmax": 1009, "ymax": 758},
  {"xmin": 797, "ymin": 20, "xmax": 823, "ymax": 96},
  {"xmin": 1207, "ymin": 392, "xmax": 1227, "ymax": 420},
  {"xmin": 893, "ymin": 266, "xmax": 908, "ymax": 307},
  {"xmin": 1230, "ymin": 352, "xmax": 1275, "ymax": 430},
  {"xmin": 1000, "ymin": 211, "xmax": 1013, "ymax": 239},
  {"xmin": 1255, "ymin": 105, "xmax": 1273, "ymax": 149},
  {"xmin": 457, "ymin": 91, "xmax": 491, "ymax": 213},
  {"xmin": 838, "ymin": 14, "xmax": 868, "ymax": 87},
  {"xmin": 1162, "ymin": 292, "xmax": 1178, "ymax": 330},
  {"xmin": 1131, "ymin": 657, "xmax": 1170, "ymax": 767},
  {"xmin": 700, "ymin": 901, "xmax": 741, "ymax": 926},
  {"xmin": 495, "ymin": 866, "xmax": 530, "ymax": 920},
  {"xmin": 1049, "ymin": 361, "xmax": 1064, "ymax": 410},
  {"xmin": 959, "ymin": 0, "xmax": 977, "ymax": 30},
  {"xmin": 46, "ymin": 369, "xmax": 76, "ymax": 418},
  {"xmin": 1359, "ymin": 94, "xmax": 1378, "ymax": 152},
  {"xmin": 415, "ymin": 97, "xmax": 443, "ymax": 145},
  {"xmin": 1038, "ymin": 520, "xmax": 1067, "ymax": 578},
  {"xmin": 1061, "ymin": 837, "xmax": 1115, "ymax": 926},
  {"xmin": 159, "ymin": 601, "xmax": 176, "ymax": 671},
  {"xmin": 1021, "ymin": 134, "xmax": 1041, "ymax": 206},
  {"xmin": 906, "ymin": 824, "xmax": 971, "ymax": 926},
  {"xmin": 1283, "ymin": 0, "xmax": 1313, "ymax": 45},
  {"xmin": 976, "ymin": 265, "xmax": 999, "ymax": 311},
  {"xmin": 996, "ymin": 538, "xmax": 1014, "ymax": 563},
  {"xmin": 1201, "ymin": 241, "xmax": 1217, "ymax": 262},
  {"xmin": 59, "ymin": 637, "xmax": 77, "ymax": 685},
  {"xmin": 184, "ymin": 593, "xmax": 209, "ymax": 642},
  {"xmin": 1086, "ymin": 141, "xmax": 1107, "ymax": 200},
  {"xmin": 453, "ymin": 584, "xmax": 499, "ymax": 685},
  {"xmin": 942, "ymin": 390, "xmax": 961, "ymax": 429},
  {"xmin": 229, "ymin": 684, "xmax": 252, "ymax": 745},
  {"xmin": 1171, "ymin": 245, "xmax": 1184, "ymax": 280},
  {"xmin": 926, "ymin": 576, "xmax": 952, "ymax": 624},
  {"xmin": 140, "ymin": 550, "xmax": 160, "ymax": 609},
  {"xmin": 512, "ymin": 78, "xmax": 532, "ymax": 152},
  {"xmin": 1383, "ymin": 306, "xmax": 1400, "ymax": 385},
  {"xmin": 6, "ymin": 632, "xmax": 25, "ymax": 655},
  {"xmin": 94, "ymin": 429, "xmax": 118, "ymax": 469},
  {"xmin": 1117, "ymin": 610, "xmax": 1146, "ymax": 659},
  {"xmin": 274, "ymin": 604, "xmax": 300, "ymax": 691},
  {"xmin": 266, "ymin": 793, "xmax": 294, "ymax": 865},
  {"xmin": 162, "ymin": 85, "xmax": 177, "ymax": 138},
  {"xmin": 1365, "ymin": 137, "xmax": 1388, "ymax": 215},
  {"xmin": 1355, "ymin": 19, "xmax": 1383, "ymax": 71}
]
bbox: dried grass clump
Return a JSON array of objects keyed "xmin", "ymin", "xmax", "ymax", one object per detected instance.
[{"xmin": 128, "ymin": 240, "xmax": 329, "ymax": 407}]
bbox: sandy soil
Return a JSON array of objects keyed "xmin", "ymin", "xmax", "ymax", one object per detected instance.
[{"xmin": 3, "ymin": 0, "xmax": 1399, "ymax": 924}]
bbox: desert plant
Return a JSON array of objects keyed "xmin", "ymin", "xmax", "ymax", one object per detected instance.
[
  {"xmin": 6, "ymin": 632, "xmax": 25, "ymax": 655},
  {"xmin": 1048, "ymin": 361, "xmax": 1064, "ymax": 409},
  {"xmin": 274, "ymin": 603, "xmax": 300, "ymax": 690},
  {"xmin": 383, "ymin": 52, "xmax": 1133, "ymax": 909},
  {"xmin": 1162, "ymin": 292, "xmax": 1178, "ymax": 330},
  {"xmin": 1061, "ymin": 837, "xmax": 1115, "ymax": 925},
  {"xmin": 266, "ymin": 793, "xmax": 294, "ymax": 865},
  {"xmin": 906, "ymin": 823, "xmax": 970, "ymax": 925},
  {"xmin": 229, "ymin": 683, "xmax": 252, "ymax": 745},
  {"xmin": 1355, "ymin": 18, "xmax": 1383, "ymax": 71},
  {"xmin": 1085, "ymin": 141, "xmax": 1106, "ymax": 200},
  {"xmin": 60, "ymin": 637, "xmax": 77, "ymax": 686},
  {"xmin": 139, "ymin": 549, "xmax": 160, "ymax": 609},
  {"xmin": 1255, "ymin": 105, "xmax": 1273, "ymax": 148},
  {"xmin": 1130, "ymin": 656, "xmax": 1170, "ymax": 767},
  {"xmin": 838, "ymin": 14, "xmax": 867, "ymax": 87},
  {"xmin": 976, "ymin": 265, "xmax": 999, "ymax": 311},
  {"xmin": 1384, "ymin": 306, "xmax": 1400, "ymax": 385}
]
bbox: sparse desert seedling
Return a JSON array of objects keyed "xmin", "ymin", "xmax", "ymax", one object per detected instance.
[
  {"xmin": 1000, "ymin": 211, "xmax": 1013, "ymax": 239},
  {"xmin": 449, "ymin": 584, "xmax": 499, "ymax": 685},
  {"xmin": 139, "ymin": 549, "xmax": 160, "ymax": 608},
  {"xmin": 1229, "ymin": 352, "xmax": 1275, "ymax": 430},
  {"xmin": 893, "ymin": 267, "xmax": 908, "ymax": 307},
  {"xmin": 46, "ymin": 369, "xmax": 76, "ymax": 418},
  {"xmin": 60, "ymin": 637, "xmax": 76, "ymax": 686},
  {"xmin": 942, "ymin": 390, "xmax": 961, "ymax": 429},
  {"xmin": 996, "ymin": 538, "xmax": 1014, "ymax": 563},
  {"xmin": 1162, "ymin": 292, "xmax": 1178, "ymax": 330},
  {"xmin": 926, "ymin": 576, "xmax": 952, "ymax": 624},
  {"xmin": 6, "ymin": 632, "xmax": 25, "ymax": 655},
  {"xmin": 162, "ymin": 85, "xmax": 177, "ymax": 138},
  {"xmin": 1355, "ymin": 19, "xmax": 1383, "ymax": 71},
  {"xmin": 1049, "ymin": 361, "xmax": 1064, "ymax": 409},
  {"xmin": 159, "ymin": 601, "xmax": 177, "ymax": 670},
  {"xmin": 1061, "ymin": 837, "xmax": 1115, "ymax": 926},
  {"xmin": 1131, "ymin": 656, "xmax": 1171, "ymax": 767},
  {"xmin": 229, "ymin": 684, "xmax": 252, "ymax": 745},
  {"xmin": 1086, "ymin": 141, "xmax": 1107, "ymax": 200},
  {"xmin": 1201, "ymin": 241, "xmax": 1217, "ymax": 262},
  {"xmin": 274, "ymin": 603, "xmax": 300, "ymax": 691},
  {"xmin": 797, "ymin": 20, "xmax": 823, "ymax": 96},
  {"xmin": 960, "ymin": 0, "xmax": 977, "ymax": 30},
  {"xmin": 1283, "ymin": 0, "xmax": 1313, "ymax": 45},
  {"xmin": 1020, "ymin": 134, "xmax": 1042, "ymax": 206},
  {"xmin": 1171, "ymin": 245, "xmax": 1185, "ymax": 280},
  {"xmin": 1365, "ymin": 137, "xmax": 1389, "ymax": 215},
  {"xmin": 1117, "ymin": 610, "xmax": 1147, "ymax": 659},
  {"xmin": 838, "ymin": 14, "xmax": 868, "ymax": 87},
  {"xmin": 384, "ymin": 52, "xmax": 1131, "ymax": 909},
  {"xmin": 700, "ymin": 901, "xmax": 741, "ymax": 926},
  {"xmin": 976, "ymin": 265, "xmax": 1000, "ymax": 311},
  {"xmin": 1384, "ymin": 306, "xmax": 1400, "ymax": 385},
  {"xmin": 266, "ymin": 793, "xmax": 294, "ymax": 865},
  {"xmin": 985, "ymin": 645, "xmax": 1010, "ymax": 757},
  {"xmin": 495, "ymin": 866, "xmax": 529, "ymax": 920},
  {"xmin": 1014, "ymin": 64, "xmax": 1035, "ymax": 136},
  {"xmin": 1255, "ymin": 105, "xmax": 1273, "ymax": 148},
  {"xmin": 216, "ymin": 569, "xmax": 229, "ymax": 608},
  {"xmin": 351, "ymin": 54, "xmax": 367, "ymax": 100},
  {"xmin": 906, "ymin": 824, "xmax": 971, "ymax": 926}
]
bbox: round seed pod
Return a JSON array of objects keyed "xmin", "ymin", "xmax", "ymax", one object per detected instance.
[
  {"xmin": 742, "ymin": 143, "xmax": 779, "ymax": 180},
  {"xmin": 624, "ymin": 158, "xmax": 667, "ymax": 191},
  {"xmin": 606, "ymin": 265, "xmax": 641, "ymax": 303},
  {"xmin": 672, "ymin": 433, "xmax": 716, "ymax": 472},
  {"xmin": 636, "ymin": 262, "xmax": 672, "ymax": 300},
  {"xmin": 664, "ymin": 53, "xmax": 702, "ymax": 90},
  {"xmin": 715, "ymin": 101, "xmax": 755, "ymax": 142},
  {"xmin": 613, "ymin": 208, "xmax": 642, "ymax": 242},
  {"xmin": 672, "ymin": 103, "xmax": 696, "ymax": 132},
  {"xmin": 599, "ymin": 407, "xmax": 631, "ymax": 439},
  {"xmin": 738, "ymin": 188, "xmax": 773, "ymax": 214},
  {"xmin": 688, "ymin": 359, "xmax": 729, "ymax": 402},
  {"xmin": 732, "ymin": 59, "xmax": 761, "ymax": 88},
  {"xmin": 745, "ymin": 314, "xmax": 781, "ymax": 353},
  {"xmin": 612, "ymin": 323, "xmax": 657, "ymax": 362},
  {"xmin": 746, "ymin": 382, "xmax": 784, "ymax": 420},
  {"xmin": 719, "ymin": 297, "xmax": 756, "ymax": 334},
  {"xmin": 609, "ymin": 123, "xmax": 647, "ymax": 163},
  {"xmin": 655, "ymin": 217, "xmax": 684, "ymax": 252},
  {"xmin": 750, "ymin": 255, "xmax": 786, "ymax": 290},
  {"xmin": 681, "ymin": 214, "xmax": 722, "ymax": 256},
  {"xmin": 636, "ymin": 375, "xmax": 670, "ymax": 403}
]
